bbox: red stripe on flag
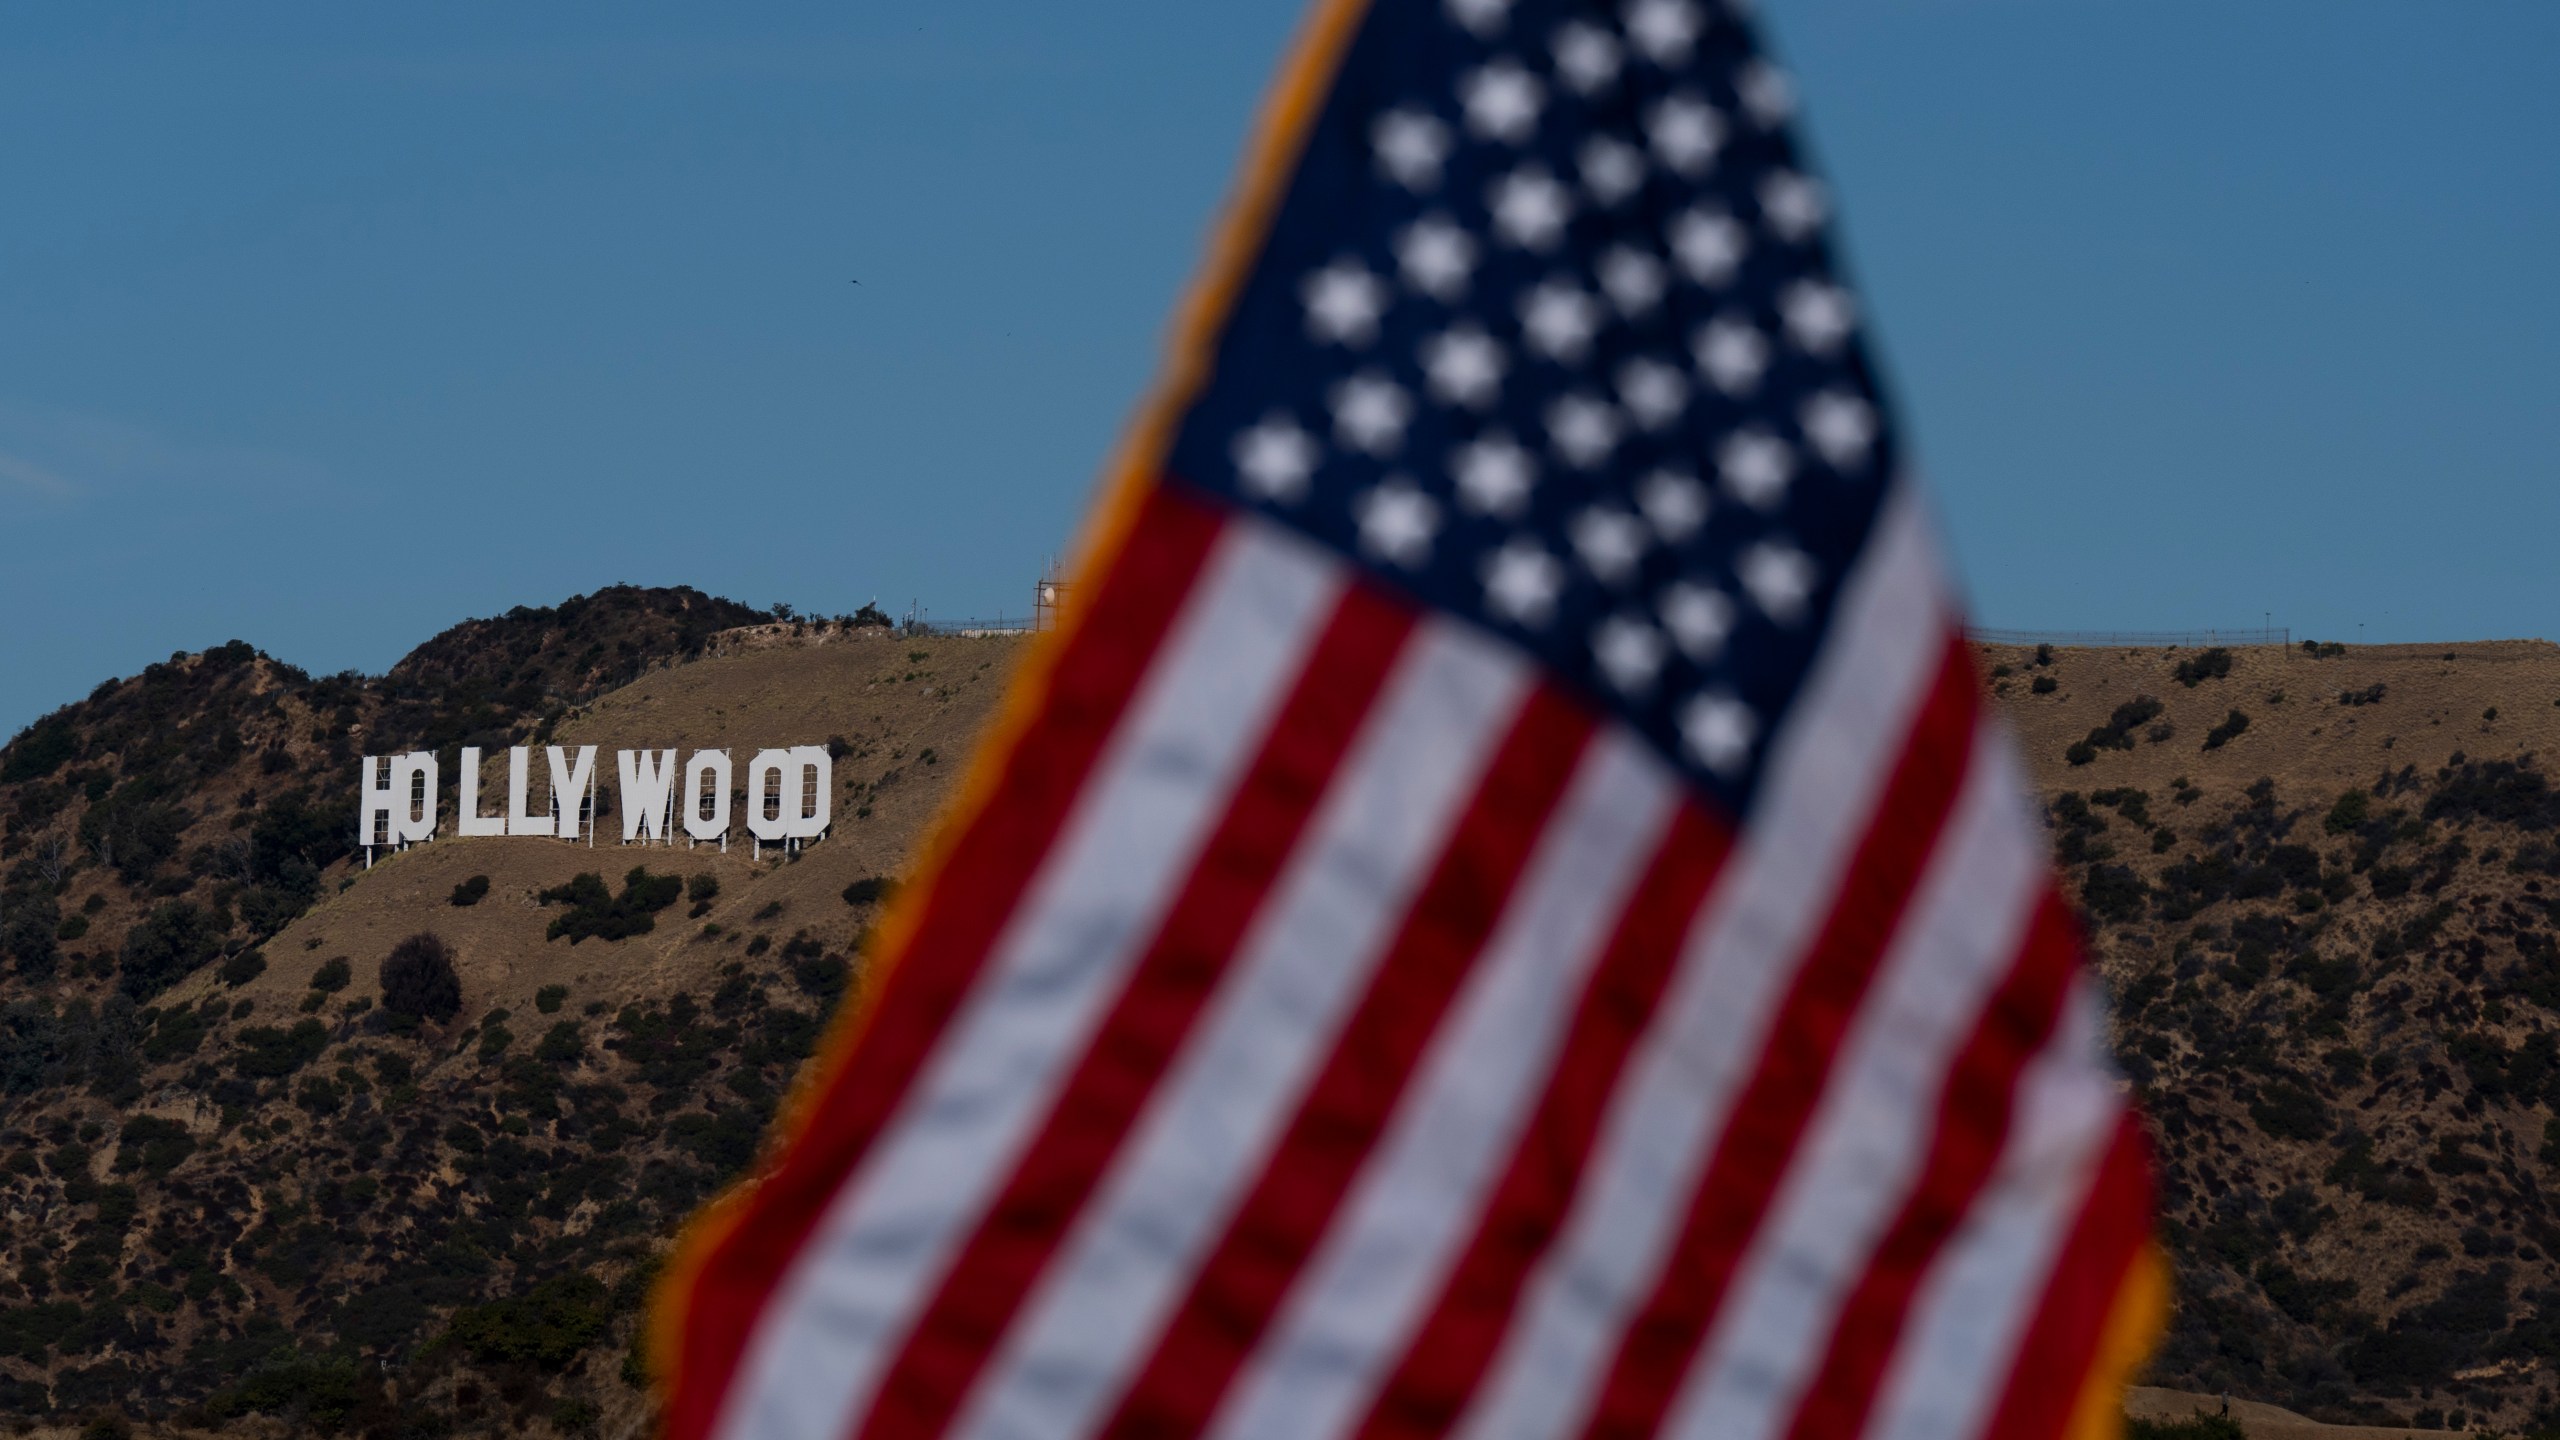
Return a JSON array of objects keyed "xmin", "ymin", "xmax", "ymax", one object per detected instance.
[
  {"xmin": 852, "ymin": 579, "xmax": 1418, "ymax": 1440},
  {"xmin": 1977, "ymin": 1116, "xmax": 2157, "ymax": 1440},
  {"xmin": 1577, "ymin": 632, "xmax": 1980, "ymax": 1440},
  {"xmin": 1776, "ymin": 886, "xmax": 2080, "ymax": 1440},
  {"xmin": 1095, "ymin": 684, "xmax": 1599, "ymax": 1440},
  {"xmin": 662, "ymin": 483, "xmax": 1226, "ymax": 1440},
  {"xmin": 1351, "ymin": 799, "xmax": 1733, "ymax": 1440}
]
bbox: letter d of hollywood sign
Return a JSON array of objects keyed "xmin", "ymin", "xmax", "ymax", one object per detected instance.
[{"xmin": 355, "ymin": 745, "xmax": 833, "ymax": 865}]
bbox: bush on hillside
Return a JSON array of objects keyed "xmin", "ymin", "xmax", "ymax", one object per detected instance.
[
  {"xmin": 379, "ymin": 933, "xmax": 462, "ymax": 1023},
  {"xmin": 539, "ymin": 867, "xmax": 683, "ymax": 944},
  {"xmin": 448, "ymin": 875, "xmax": 490, "ymax": 907},
  {"xmin": 442, "ymin": 1272, "xmax": 610, "ymax": 1367},
  {"xmin": 233, "ymin": 1019, "xmax": 328, "ymax": 1078},
  {"xmin": 217, "ymin": 948, "xmax": 266, "ymax": 987},
  {"xmin": 2203, "ymin": 709, "xmax": 2251, "ymax": 750},
  {"xmin": 2128, "ymin": 1415, "xmax": 2244, "ymax": 1440},
  {"xmin": 842, "ymin": 876, "xmax": 895, "ymax": 908},
  {"xmin": 2173, "ymin": 647, "xmax": 2233, "ymax": 687},
  {"xmin": 118, "ymin": 902, "xmax": 223, "ymax": 1000}
]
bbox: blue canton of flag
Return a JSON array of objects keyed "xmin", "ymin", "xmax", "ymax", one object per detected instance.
[{"xmin": 1169, "ymin": 0, "xmax": 1892, "ymax": 811}]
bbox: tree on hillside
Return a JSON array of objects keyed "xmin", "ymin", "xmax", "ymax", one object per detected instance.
[
  {"xmin": 380, "ymin": 933, "xmax": 462, "ymax": 1024},
  {"xmin": 118, "ymin": 901, "xmax": 222, "ymax": 1000}
]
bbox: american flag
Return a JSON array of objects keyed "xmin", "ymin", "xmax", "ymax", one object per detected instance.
[{"xmin": 654, "ymin": 1, "xmax": 2161, "ymax": 1438}]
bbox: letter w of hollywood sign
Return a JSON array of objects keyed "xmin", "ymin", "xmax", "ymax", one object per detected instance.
[{"xmin": 356, "ymin": 746, "xmax": 832, "ymax": 858}]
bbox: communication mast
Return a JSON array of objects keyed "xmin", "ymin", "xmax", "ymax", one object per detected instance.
[{"xmin": 1034, "ymin": 560, "xmax": 1071, "ymax": 632}]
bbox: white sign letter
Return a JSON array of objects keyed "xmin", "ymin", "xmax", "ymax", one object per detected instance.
[
  {"xmin": 358, "ymin": 756, "xmax": 397, "ymax": 847},
  {"xmin": 546, "ymin": 745, "xmax": 598, "ymax": 840},
  {"xmin": 391, "ymin": 751, "xmax": 438, "ymax": 844},
  {"xmin": 786, "ymin": 744, "xmax": 832, "ymax": 839},
  {"xmin": 505, "ymin": 747, "xmax": 547, "ymax": 836},
  {"xmin": 682, "ymin": 750, "xmax": 732, "ymax": 840},
  {"xmin": 617, "ymin": 748, "xmax": 679, "ymax": 842},
  {"xmin": 458, "ymin": 747, "xmax": 505, "ymax": 836}
]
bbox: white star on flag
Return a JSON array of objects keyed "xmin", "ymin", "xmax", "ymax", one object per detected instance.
[
  {"xmin": 1593, "ymin": 613, "xmax": 1669, "ymax": 693},
  {"xmin": 1232, "ymin": 415, "xmax": 1318, "ymax": 502},
  {"xmin": 1521, "ymin": 279, "xmax": 1603, "ymax": 363},
  {"xmin": 1695, "ymin": 314, "xmax": 1769, "ymax": 396},
  {"xmin": 1597, "ymin": 245, "xmax": 1667, "ymax": 316},
  {"xmin": 1647, "ymin": 94, "xmax": 1725, "ymax": 177},
  {"xmin": 1739, "ymin": 58, "xmax": 1796, "ymax": 126},
  {"xmin": 1625, "ymin": 0, "xmax": 1704, "ymax": 65},
  {"xmin": 1680, "ymin": 690, "xmax": 1758, "ymax": 773},
  {"xmin": 1445, "ymin": 0, "xmax": 1511, "ymax": 39},
  {"xmin": 1738, "ymin": 540, "xmax": 1818, "ymax": 622},
  {"xmin": 1453, "ymin": 432, "xmax": 1538, "ymax": 516},
  {"xmin": 1637, "ymin": 468, "xmax": 1708, "ymax": 541},
  {"xmin": 1580, "ymin": 136, "xmax": 1647, "ymax": 207},
  {"xmin": 1421, "ymin": 325, "xmax": 1506, "ymax": 408},
  {"xmin": 1332, "ymin": 372, "xmax": 1412, "ymax": 454},
  {"xmin": 1781, "ymin": 279, "xmax": 1856, "ymax": 354},
  {"xmin": 1616, "ymin": 357, "xmax": 1688, "ymax": 431},
  {"xmin": 1759, "ymin": 172, "xmax": 1829, "ymax": 243},
  {"xmin": 1802, "ymin": 390, "xmax": 1879, "ymax": 469},
  {"xmin": 1719, "ymin": 428, "xmax": 1795, "ymax": 509},
  {"xmin": 1461, "ymin": 61, "xmax": 1544, "ymax": 143},
  {"xmin": 1547, "ymin": 393, "xmax": 1622, "ymax": 469},
  {"xmin": 1303, "ymin": 259, "xmax": 1388, "ymax": 346},
  {"xmin": 1660, "ymin": 579, "xmax": 1736, "ymax": 658},
  {"xmin": 1482, "ymin": 540, "xmax": 1566, "ymax": 625},
  {"xmin": 1490, "ymin": 166, "xmax": 1573, "ymax": 251},
  {"xmin": 1372, "ymin": 109, "xmax": 1452, "ymax": 191},
  {"xmin": 1353, "ymin": 479, "xmax": 1440, "ymax": 566},
  {"xmin": 1552, "ymin": 22, "xmax": 1623, "ymax": 96},
  {"xmin": 1397, "ymin": 216, "xmax": 1477, "ymax": 301},
  {"xmin": 1571, "ymin": 505, "xmax": 1649, "ymax": 584},
  {"xmin": 1670, "ymin": 206, "xmax": 1748, "ymax": 286}
]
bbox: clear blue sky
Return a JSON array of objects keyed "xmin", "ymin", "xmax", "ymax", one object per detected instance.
[{"xmin": 3, "ymin": 1, "xmax": 2553, "ymax": 739}]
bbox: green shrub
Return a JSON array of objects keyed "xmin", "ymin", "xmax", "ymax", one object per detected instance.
[
  {"xmin": 233, "ymin": 1019, "xmax": 328, "ymax": 1078},
  {"xmin": 379, "ymin": 932, "xmax": 461, "ymax": 1022},
  {"xmin": 2325, "ymin": 789, "xmax": 2370, "ymax": 835},
  {"xmin": 536, "ymin": 983, "xmax": 569, "ymax": 1014},
  {"xmin": 118, "ymin": 902, "xmax": 222, "ymax": 1000},
  {"xmin": 2202, "ymin": 709, "xmax": 2251, "ymax": 750},
  {"xmin": 442, "ymin": 1272, "xmax": 611, "ymax": 1367},
  {"xmin": 113, "ymin": 1117, "xmax": 195, "ymax": 1177},
  {"xmin": 2172, "ymin": 647, "xmax": 2233, "ymax": 687},
  {"xmin": 842, "ymin": 876, "xmax": 896, "ymax": 907},
  {"xmin": 540, "ymin": 867, "xmax": 683, "ymax": 943},
  {"xmin": 448, "ymin": 874, "xmax": 490, "ymax": 907},
  {"xmin": 309, "ymin": 956, "xmax": 350, "ymax": 993}
]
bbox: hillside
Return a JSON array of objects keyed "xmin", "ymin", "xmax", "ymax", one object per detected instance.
[
  {"xmin": 0, "ymin": 594, "xmax": 1003, "ymax": 1434},
  {"xmin": 1988, "ymin": 638, "xmax": 2560, "ymax": 1434},
  {"xmin": 13, "ymin": 614, "xmax": 2560, "ymax": 1436}
]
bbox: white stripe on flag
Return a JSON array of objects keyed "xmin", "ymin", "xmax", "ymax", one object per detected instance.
[
  {"xmin": 1456, "ymin": 487, "xmax": 1953, "ymax": 1440},
  {"xmin": 952, "ymin": 617, "xmax": 1532, "ymax": 1440},
  {"xmin": 1663, "ymin": 734, "xmax": 2040, "ymax": 1440},
  {"xmin": 1861, "ymin": 985, "xmax": 2122, "ymax": 1440},
  {"xmin": 1210, "ymin": 731, "xmax": 1683, "ymax": 1440},
  {"xmin": 716, "ymin": 522, "xmax": 1342, "ymax": 1440}
]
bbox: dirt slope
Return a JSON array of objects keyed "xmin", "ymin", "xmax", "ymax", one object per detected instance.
[
  {"xmin": 0, "ymin": 619, "xmax": 1024, "ymax": 1433},
  {"xmin": 1988, "ymin": 639, "xmax": 2560, "ymax": 1433}
]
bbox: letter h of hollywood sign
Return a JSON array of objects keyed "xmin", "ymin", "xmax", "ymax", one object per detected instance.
[{"xmin": 356, "ymin": 745, "xmax": 833, "ymax": 866}]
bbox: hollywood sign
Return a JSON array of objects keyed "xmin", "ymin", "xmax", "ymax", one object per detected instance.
[{"xmin": 358, "ymin": 744, "xmax": 832, "ymax": 861}]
